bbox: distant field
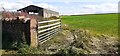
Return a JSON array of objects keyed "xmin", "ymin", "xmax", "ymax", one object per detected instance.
[{"xmin": 62, "ymin": 13, "xmax": 118, "ymax": 37}]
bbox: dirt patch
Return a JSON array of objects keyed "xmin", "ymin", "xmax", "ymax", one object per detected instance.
[{"xmin": 38, "ymin": 28, "xmax": 118, "ymax": 54}]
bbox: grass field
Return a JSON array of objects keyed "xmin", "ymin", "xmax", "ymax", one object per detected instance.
[{"xmin": 62, "ymin": 13, "xmax": 118, "ymax": 37}]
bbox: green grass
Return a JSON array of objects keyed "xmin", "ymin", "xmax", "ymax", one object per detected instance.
[{"xmin": 62, "ymin": 13, "xmax": 118, "ymax": 37}]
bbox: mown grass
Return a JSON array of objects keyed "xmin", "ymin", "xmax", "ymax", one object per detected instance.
[{"xmin": 62, "ymin": 13, "xmax": 118, "ymax": 37}]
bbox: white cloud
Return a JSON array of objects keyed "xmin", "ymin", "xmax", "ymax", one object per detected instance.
[
  {"xmin": 0, "ymin": 1, "xmax": 118, "ymax": 15},
  {"xmin": 82, "ymin": 3, "xmax": 118, "ymax": 13},
  {"xmin": 35, "ymin": 3, "xmax": 58, "ymax": 10},
  {"xmin": 64, "ymin": 1, "xmax": 70, "ymax": 4},
  {"xmin": 18, "ymin": 0, "xmax": 33, "ymax": 5},
  {"xmin": 60, "ymin": 3, "xmax": 118, "ymax": 15},
  {"xmin": 0, "ymin": 6, "xmax": 2, "ymax": 11},
  {"xmin": 0, "ymin": 1, "xmax": 58, "ymax": 12},
  {"xmin": 0, "ymin": 1, "xmax": 27, "ymax": 11},
  {"xmin": 83, "ymin": 5, "xmax": 97, "ymax": 9}
]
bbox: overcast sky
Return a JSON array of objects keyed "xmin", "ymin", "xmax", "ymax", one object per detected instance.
[{"xmin": 0, "ymin": 0, "xmax": 119, "ymax": 15}]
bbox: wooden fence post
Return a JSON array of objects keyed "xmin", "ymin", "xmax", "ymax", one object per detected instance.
[{"xmin": 30, "ymin": 19, "xmax": 38, "ymax": 47}]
